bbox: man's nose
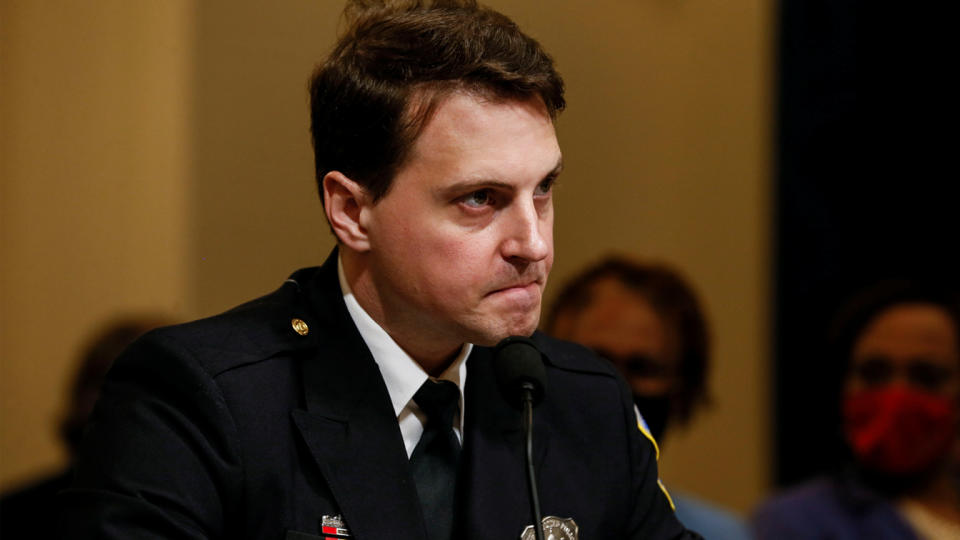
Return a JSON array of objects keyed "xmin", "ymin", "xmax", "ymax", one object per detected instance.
[{"xmin": 501, "ymin": 199, "xmax": 550, "ymax": 263}]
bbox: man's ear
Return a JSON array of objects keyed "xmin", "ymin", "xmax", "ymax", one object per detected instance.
[{"xmin": 323, "ymin": 171, "xmax": 372, "ymax": 252}]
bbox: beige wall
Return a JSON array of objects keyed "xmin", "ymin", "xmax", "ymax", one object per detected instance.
[
  {"xmin": 188, "ymin": 0, "xmax": 339, "ymax": 316},
  {"xmin": 1, "ymin": 1, "xmax": 195, "ymax": 487},
  {"xmin": 1, "ymin": 0, "xmax": 771, "ymax": 514}
]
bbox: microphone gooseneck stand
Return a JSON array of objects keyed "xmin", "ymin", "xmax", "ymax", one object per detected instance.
[
  {"xmin": 493, "ymin": 336, "xmax": 547, "ymax": 540},
  {"xmin": 521, "ymin": 381, "xmax": 545, "ymax": 540}
]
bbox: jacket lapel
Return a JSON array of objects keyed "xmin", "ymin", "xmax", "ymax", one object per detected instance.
[{"xmin": 290, "ymin": 253, "xmax": 427, "ymax": 540}]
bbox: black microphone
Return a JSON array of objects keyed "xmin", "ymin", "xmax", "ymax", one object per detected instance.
[{"xmin": 493, "ymin": 336, "xmax": 547, "ymax": 540}]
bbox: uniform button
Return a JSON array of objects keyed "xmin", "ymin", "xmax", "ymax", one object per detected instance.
[{"xmin": 291, "ymin": 318, "xmax": 309, "ymax": 336}]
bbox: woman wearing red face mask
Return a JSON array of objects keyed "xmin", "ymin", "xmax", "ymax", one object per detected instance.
[{"xmin": 753, "ymin": 282, "xmax": 960, "ymax": 539}]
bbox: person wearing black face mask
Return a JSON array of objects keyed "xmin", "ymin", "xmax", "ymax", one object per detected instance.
[
  {"xmin": 546, "ymin": 256, "xmax": 750, "ymax": 540},
  {"xmin": 752, "ymin": 281, "xmax": 960, "ymax": 539}
]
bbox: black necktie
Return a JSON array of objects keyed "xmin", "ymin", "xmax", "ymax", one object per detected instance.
[{"xmin": 410, "ymin": 379, "xmax": 461, "ymax": 540}]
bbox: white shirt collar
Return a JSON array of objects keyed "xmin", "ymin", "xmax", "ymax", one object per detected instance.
[{"xmin": 337, "ymin": 255, "xmax": 471, "ymax": 424}]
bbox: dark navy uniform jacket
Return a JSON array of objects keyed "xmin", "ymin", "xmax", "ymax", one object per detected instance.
[{"xmin": 60, "ymin": 251, "xmax": 698, "ymax": 540}]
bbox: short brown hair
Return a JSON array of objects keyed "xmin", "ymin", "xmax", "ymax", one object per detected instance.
[
  {"xmin": 309, "ymin": 0, "xmax": 565, "ymax": 205},
  {"xmin": 546, "ymin": 256, "xmax": 711, "ymax": 426}
]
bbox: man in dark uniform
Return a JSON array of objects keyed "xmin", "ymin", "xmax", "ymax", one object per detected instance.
[{"xmin": 59, "ymin": 1, "xmax": 700, "ymax": 539}]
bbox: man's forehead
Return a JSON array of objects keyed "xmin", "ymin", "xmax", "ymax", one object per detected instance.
[{"xmin": 400, "ymin": 90, "xmax": 561, "ymax": 179}]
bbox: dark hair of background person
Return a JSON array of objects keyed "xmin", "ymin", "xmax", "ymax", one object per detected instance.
[
  {"xmin": 1, "ymin": 315, "xmax": 170, "ymax": 540},
  {"xmin": 821, "ymin": 280, "xmax": 960, "ymax": 464},
  {"xmin": 308, "ymin": 0, "xmax": 565, "ymax": 207},
  {"xmin": 545, "ymin": 256, "xmax": 711, "ymax": 426}
]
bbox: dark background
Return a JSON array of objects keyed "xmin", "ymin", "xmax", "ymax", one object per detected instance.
[{"xmin": 774, "ymin": 0, "xmax": 957, "ymax": 487}]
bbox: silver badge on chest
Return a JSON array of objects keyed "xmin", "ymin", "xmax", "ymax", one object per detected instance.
[{"xmin": 520, "ymin": 516, "xmax": 578, "ymax": 540}]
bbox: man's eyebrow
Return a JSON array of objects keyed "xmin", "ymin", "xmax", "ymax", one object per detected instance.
[
  {"xmin": 436, "ymin": 179, "xmax": 513, "ymax": 199},
  {"xmin": 547, "ymin": 158, "xmax": 564, "ymax": 178},
  {"xmin": 437, "ymin": 157, "xmax": 565, "ymax": 198}
]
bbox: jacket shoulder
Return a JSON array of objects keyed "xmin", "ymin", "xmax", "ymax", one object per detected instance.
[
  {"xmin": 532, "ymin": 331, "xmax": 620, "ymax": 378},
  {"xmin": 137, "ymin": 267, "xmax": 323, "ymax": 378}
]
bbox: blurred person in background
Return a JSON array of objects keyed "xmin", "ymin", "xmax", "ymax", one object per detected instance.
[
  {"xmin": 752, "ymin": 281, "xmax": 960, "ymax": 539},
  {"xmin": 546, "ymin": 255, "xmax": 751, "ymax": 540},
  {"xmin": 0, "ymin": 315, "xmax": 170, "ymax": 539}
]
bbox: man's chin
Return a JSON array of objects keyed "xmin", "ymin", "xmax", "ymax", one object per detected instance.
[{"xmin": 469, "ymin": 316, "xmax": 540, "ymax": 347}]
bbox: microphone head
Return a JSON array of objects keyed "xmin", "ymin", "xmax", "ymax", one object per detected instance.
[{"xmin": 493, "ymin": 336, "xmax": 547, "ymax": 409}]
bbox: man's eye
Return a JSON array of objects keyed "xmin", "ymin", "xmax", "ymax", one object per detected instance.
[
  {"xmin": 462, "ymin": 190, "xmax": 492, "ymax": 208},
  {"xmin": 535, "ymin": 177, "xmax": 555, "ymax": 196}
]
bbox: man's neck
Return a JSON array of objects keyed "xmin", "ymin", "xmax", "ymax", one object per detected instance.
[{"xmin": 340, "ymin": 251, "xmax": 463, "ymax": 375}]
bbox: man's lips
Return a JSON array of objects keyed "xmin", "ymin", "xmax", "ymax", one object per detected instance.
[{"xmin": 486, "ymin": 279, "xmax": 543, "ymax": 297}]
